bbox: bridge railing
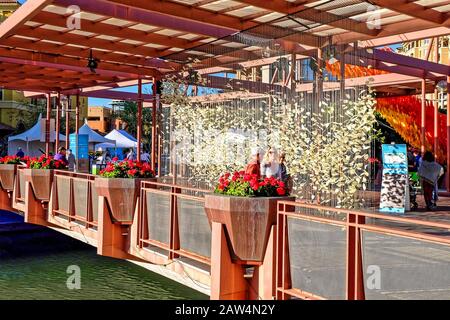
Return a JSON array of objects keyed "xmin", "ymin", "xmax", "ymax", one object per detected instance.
[
  {"xmin": 139, "ymin": 181, "xmax": 212, "ymax": 266},
  {"xmin": 276, "ymin": 201, "xmax": 450, "ymax": 300},
  {"xmin": 51, "ymin": 170, "xmax": 98, "ymax": 229}
]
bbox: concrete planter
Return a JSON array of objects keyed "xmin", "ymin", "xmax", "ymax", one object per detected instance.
[
  {"xmin": 95, "ymin": 177, "xmax": 155, "ymax": 223},
  {"xmin": 205, "ymin": 194, "xmax": 295, "ymax": 263},
  {"xmin": 23, "ymin": 168, "xmax": 54, "ymax": 201},
  {"xmin": 0, "ymin": 164, "xmax": 17, "ymax": 191}
]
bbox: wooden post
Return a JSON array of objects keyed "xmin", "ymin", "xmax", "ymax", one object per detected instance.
[
  {"xmin": 447, "ymin": 76, "xmax": 450, "ymax": 192},
  {"xmin": 151, "ymin": 79, "xmax": 158, "ymax": 171},
  {"xmin": 66, "ymin": 95, "xmax": 70, "ymax": 149},
  {"xmin": 421, "ymin": 79, "xmax": 426, "ymax": 153},
  {"xmin": 137, "ymin": 78, "xmax": 143, "ymax": 162},
  {"xmin": 434, "ymin": 38, "xmax": 439, "ymax": 158},
  {"xmin": 340, "ymin": 50, "xmax": 346, "ymax": 98},
  {"xmin": 210, "ymin": 222, "xmax": 248, "ymax": 300},
  {"xmin": 45, "ymin": 93, "xmax": 51, "ymax": 156},
  {"xmin": 75, "ymin": 93, "xmax": 80, "ymax": 135},
  {"xmin": 55, "ymin": 92, "xmax": 61, "ymax": 153}
]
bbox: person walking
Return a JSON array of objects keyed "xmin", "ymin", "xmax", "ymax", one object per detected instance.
[
  {"xmin": 67, "ymin": 149, "xmax": 76, "ymax": 172},
  {"xmin": 418, "ymin": 151, "xmax": 444, "ymax": 210}
]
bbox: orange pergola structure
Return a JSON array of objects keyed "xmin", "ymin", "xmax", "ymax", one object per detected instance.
[{"xmin": 0, "ymin": 0, "xmax": 449, "ymax": 174}]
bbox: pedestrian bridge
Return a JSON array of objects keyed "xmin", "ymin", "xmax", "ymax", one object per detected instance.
[{"xmin": 2, "ymin": 167, "xmax": 450, "ymax": 300}]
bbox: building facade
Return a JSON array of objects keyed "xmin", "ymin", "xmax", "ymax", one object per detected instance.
[
  {"xmin": 398, "ymin": 37, "xmax": 449, "ymax": 108},
  {"xmin": 87, "ymin": 106, "xmax": 112, "ymax": 133}
]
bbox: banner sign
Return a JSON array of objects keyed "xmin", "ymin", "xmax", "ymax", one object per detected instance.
[
  {"xmin": 69, "ymin": 134, "xmax": 89, "ymax": 159},
  {"xmin": 379, "ymin": 144, "xmax": 409, "ymax": 214}
]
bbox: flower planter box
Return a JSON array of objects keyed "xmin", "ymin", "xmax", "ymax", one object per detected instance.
[
  {"xmin": 0, "ymin": 164, "xmax": 17, "ymax": 191},
  {"xmin": 95, "ymin": 177, "xmax": 155, "ymax": 223},
  {"xmin": 22, "ymin": 169, "xmax": 54, "ymax": 201},
  {"xmin": 204, "ymin": 194, "xmax": 295, "ymax": 263}
]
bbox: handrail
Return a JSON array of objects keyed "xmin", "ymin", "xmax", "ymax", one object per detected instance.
[
  {"xmin": 54, "ymin": 170, "xmax": 96, "ymax": 181},
  {"xmin": 276, "ymin": 201, "xmax": 450, "ymax": 301},
  {"xmin": 278, "ymin": 200, "xmax": 450, "ymax": 233},
  {"xmin": 141, "ymin": 180, "xmax": 212, "ymax": 194},
  {"xmin": 139, "ymin": 181, "xmax": 212, "ymax": 266},
  {"xmin": 52, "ymin": 169, "xmax": 98, "ymax": 228}
]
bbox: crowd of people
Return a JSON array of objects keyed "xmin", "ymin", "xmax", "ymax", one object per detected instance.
[{"xmin": 244, "ymin": 146, "xmax": 291, "ymax": 189}]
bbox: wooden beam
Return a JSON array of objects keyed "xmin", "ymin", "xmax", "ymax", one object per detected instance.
[
  {"xmin": 30, "ymin": 11, "xmax": 208, "ymax": 55},
  {"xmin": 17, "ymin": 25, "xmax": 165, "ymax": 60},
  {"xmin": 369, "ymin": 0, "xmax": 446, "ymax": 24},
  {"xmin": 109, "ymin": 0, "xmax": 257, "ymax": 31},
  {"xmin": 3, "ymin": 36, "xmax": 171, "ymax": 71},
  {"xmin": 0, "ymin": 46, "xmax": 160, "ymax": 78},
  {"xmin": 0, "ymin": 0, "xmax": 54, "ymax": 39},
  {"xmin": 237, "ymin": 0, "xmax": 379, "ymax": 36}
]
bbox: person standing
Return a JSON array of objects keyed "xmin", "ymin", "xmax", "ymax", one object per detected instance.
[
  {"xmin": 16, "ymin": 147, "xmax": 24, "ymax": 158},
  {"xmin": 245, "ymin": 147, "xmax": 261, "ymax": 180},
  {"xmin": 54, "ymin": 147, "xmax": 69, "ymax": 167},
  {"xmin": 418, "ymin": 151, "xmax": 444, "ymax": 210},
  {"xmin": 413, "ymin": 148, "xmax": 422, "ymax": 172},
  {"xmin": 67, "ymin": 149, "xmax": 76, "ymax": 172},
  {"xmin": 126, "ymin": 149, "xmax": 136, "ymax": 161},
  {"xmin": 261, "ymin": 146, "xmax": 281, "ymax": 179},
  {"xmin": 141, "ymin": 150, "xmax": 150, "ymax": 163}
]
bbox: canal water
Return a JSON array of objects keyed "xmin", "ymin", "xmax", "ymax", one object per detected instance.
[{"xmin": 0, "ymin": 211, "xmax": 208, "ymax": 300}]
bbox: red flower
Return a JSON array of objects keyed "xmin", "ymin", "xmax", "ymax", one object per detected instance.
[
  {"xmin": 112, "ymin": 157, "xmax": 119, "ymax": 162},
  {"xmin": 276, "ymin": 187, "xmax": 286, "ymax": 196},
  {"xmin": 127, "ymin": 169, "xmax": 138, "ymax": 176}
]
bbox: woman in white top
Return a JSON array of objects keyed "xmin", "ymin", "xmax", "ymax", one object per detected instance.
[{"xmin": 260, "ymin": 146, "xmax": 281, "ymax": 179}]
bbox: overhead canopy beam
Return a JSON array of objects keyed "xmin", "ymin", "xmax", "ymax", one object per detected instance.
[
  {"xmin": 358, "ymin": 48, "xmax": 450, "ymax": 76},
  {"xmin": 0, "ymin": 54, "xmax": 141, "ymax": 78},
  {"xmin": 30, "ymin": 11, "xmax": 209, "ymax": 56},
  {"xmin": 0, "ymin": 0, "xmax": 54, "ymax": 39},
  {"xmin": 54, "ymin": 0, "xmax": 236, "ymax": 39},
  {"xmin": 107, "ymin": 0, "xmax": 258, "ymax": 31},
  {"xmin": 237, "ymin": 0, "xmax": 379, "ymax": 36},
  {"xmin": 368, "ymin": 0, "xmax": 447, "ymax": 25},
  {"xmin": 0, "ymin": 47, "xmax": 159, "ymax": 78}
]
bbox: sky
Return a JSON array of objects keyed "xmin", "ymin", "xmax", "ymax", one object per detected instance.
[{"xmin": 88, "ymin": 84, "xmax": 154, "ymax": 107}]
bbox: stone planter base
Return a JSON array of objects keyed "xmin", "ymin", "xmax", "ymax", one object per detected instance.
[
  {"xmin": 205, "ymin": 194, "xmax": 295, "ymax": 263},
  {"xmin": 23, "ymin": 169, "xmax": 54, "ymax": 202},
  {"xmin": 95, "ymin": 177, "xmax": 155, "ymax": 223},
  {"xmin": 0, "ymin": 164, "xmax": 17, "ymax": 191}
]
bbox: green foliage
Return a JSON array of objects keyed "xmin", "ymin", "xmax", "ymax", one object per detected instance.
[{"xmin": 111, "ymin": 100, "xmax": 153, "ymax": 144}]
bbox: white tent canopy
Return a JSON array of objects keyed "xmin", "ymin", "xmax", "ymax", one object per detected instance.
[
  {"xmin": 8, "ymin": 114, "xmax": 66, "ymax": 157},
  {"xmin": 79, "ymin": 120, "xmax": 114, "ymax": 149},
  {"xmin": 117, "ymin": 130, "xmax": 137, "ymax": 143},
  {"xmin": 101, "ymin": 129, "xmax": 137, "ymax": 149}
]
